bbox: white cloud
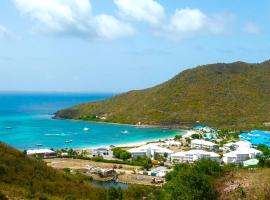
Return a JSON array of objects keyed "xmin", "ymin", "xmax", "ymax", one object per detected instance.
[
  {"xmin": 114, "ymin": 0, "xmax": 165, "ymax": 25},
  {"xmin": 114, "ymin": 0, "xmax": 232, "ymax": 40},
  {"xmin": 95, "ymin": 14, "xmax": 134, "ymax": 40},
  {"xmin": 13, "ymin": 0, "xmax": 135, "ymax": 40},
  {"xmin": 243, "ymin": 22, "xmax": 260, "ymax": 34},
  {"xmin": 160, "ymin": 9, "xmax": 234, "ymax": 40}
]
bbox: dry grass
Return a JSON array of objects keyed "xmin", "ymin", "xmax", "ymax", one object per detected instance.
[
  {"xmin": 216, "ymin": 168, "xmax": 270, "ymax": 200},
  {"xmin": 44, "ymin": 158, "xmax": 139, "ymax": 171}
]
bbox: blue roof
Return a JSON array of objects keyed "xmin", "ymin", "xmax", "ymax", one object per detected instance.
[
  {"xmin": 193, "ymin": 126, "xmax": 203, "ymax": 130},
  {"xmin": 240, "ymin": 130, "xmax": 270, "ymax": 147}
]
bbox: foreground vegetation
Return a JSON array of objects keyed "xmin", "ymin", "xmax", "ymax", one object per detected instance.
[
  {"xmin": 0, "ymin": 142, "xmax": 162, "ymax": 200},
  {"xmin": 216, "ymin": 168, "xmax": 270, "ymax": 200},
  {"xmin": 56, "ymin": 60, "xmax": 270, "ymax": 130}
]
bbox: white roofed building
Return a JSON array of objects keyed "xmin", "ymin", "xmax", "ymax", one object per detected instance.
[
  {"xmin": 128, "ymin": 144, "xmax": 173, "ymax": 159},
  {"xmin": 171, "ymin": 150, "xmax": 220, "ymax": 163},
  {"xmin": 233, "ymin": 141, "xmax": 252, "ymax": 148},
  {"xmin": 92, "ymin": 147, "xmax": 109, "ymax": 156},
  {"xmin": 222, "ymin": 147, "xmax": 262, "ymax": 164},
  {"xmin": 223, "ymin": 141, "xmax": 252, "ymax": 152},
  {"xmin": 27, "ymin": 149, "xmax": 56, "ymax": 158},
  {"xmin": 191, "ymin": 139, "xmax": 217, "ymax": 151}
]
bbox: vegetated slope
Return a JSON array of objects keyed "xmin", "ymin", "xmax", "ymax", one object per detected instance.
[
  {"xmin": 56, "ymin": 60, "xmax": 270, "ymax": 129},
  {"xmin": 216, "ymin": 168, "xmax": 270, "ymax": 200},
  {"xmin": 0, "ymin": 142, "xmax": 106, "ymax": 200}
]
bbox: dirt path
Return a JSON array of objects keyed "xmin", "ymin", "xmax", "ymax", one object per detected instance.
[
  {"xmin": 44, "ymin": 158, "xmax": 139, "ymax": 171},
  {"xmin": 44, "ymin": 158, "xmax": 163, "ymax": 186}
]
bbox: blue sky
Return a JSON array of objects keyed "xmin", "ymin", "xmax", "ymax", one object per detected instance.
[{"xmin": 0, "ymin": 0, "xmax": 270, "ymax": 93}]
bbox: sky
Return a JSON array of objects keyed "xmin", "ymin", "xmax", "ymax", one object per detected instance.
[{"xmin": 0, "ymin": 0, "xmax": 270, "ymax": 93}]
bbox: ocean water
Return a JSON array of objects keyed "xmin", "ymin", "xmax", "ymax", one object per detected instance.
[{"xmin": 0, "ymin": 93, "xmax": 181, "ymax": 150}]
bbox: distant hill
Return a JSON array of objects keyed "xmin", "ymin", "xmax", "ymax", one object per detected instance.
[{"xmin": 56, "ymin": 60, "xmax": 270, "ymax": 129}]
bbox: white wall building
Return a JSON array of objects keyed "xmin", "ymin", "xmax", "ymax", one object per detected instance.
[
  {"xmin": 223, "ymin": 141, "xmax": 252, "ymax": 152},
  {"xmin": 222, "ymin": 147, "xmax": 262, "ymax": 164},
  {"xmin": 191, "ymin": 139, "xmax": 217, "ymax": 150},
  {"xmin": 27, "ymin": 149, "xmax": 56, "ymax": 157},
  {"xmin": 171, "ymin": 150, "xmax": 220, "ymax": 163},
  {"xmin": 128, "ymin": 144, "xmax": 173, "ymax": 159},
  {"xmin": 92, "ymin": 147, "xmax": 109, "ymax": 156}
]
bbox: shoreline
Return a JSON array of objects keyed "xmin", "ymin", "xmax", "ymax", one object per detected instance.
[
  {"xmin": 78, "ymin": 130, "xmax": 187, "ymax": 150},
  {"xmin": 53, "ymin": 115, "xmax": 190, "ymax": 130}
]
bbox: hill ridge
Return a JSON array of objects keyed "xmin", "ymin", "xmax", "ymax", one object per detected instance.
[{"xmin": 56, "ymin": 60, "xmax": 270, "ymax": 129}]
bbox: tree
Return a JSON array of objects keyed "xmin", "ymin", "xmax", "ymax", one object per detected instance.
[
  {"xmin": 142, "ymin": 157, "xmax": 153, "ymax": 170},
  {"xmin": 113, "ymin": 148, "xmax": 131, "ymax": 160},
  {"xmin": 174, "ymin": 135, "xmax": 182, "ymax": 140},
  {"xmin": 164, "ymin": 159, "xmax": 222, "ymax": 200},
  {"xmin": 119, "ymin": 151, "xmax": 131, "ymax": 161},
  {"xmin": 257, "ymin": 145, "xmax": 270, "ymax": 156},
  {"xmin": 191, "ymin": 134, "xmax": 200, "ymax": 139},
  {"xmin": 165, "ymin": 170, "xmax": 216, "ymax": 200}
]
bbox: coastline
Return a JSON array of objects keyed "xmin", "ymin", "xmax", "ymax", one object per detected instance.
[
  {"xmin": 77, "ymin": 130, "xmax": 187, "ymax": 151},
  {"xmin": 53, "ymin": 115, "xmax": 190, "ymax": 130}
]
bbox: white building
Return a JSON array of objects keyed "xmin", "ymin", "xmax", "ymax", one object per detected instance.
[
  {"xmin": 233, "ymin": 141, "xmax": 252, "ymax": 148},
  {"xmin": 191, "ymin": 139, "xmax": 217, "ymax": 150},
  {"xmin": 222, "ymin": 147, "xmax": 262, "ymax": 164},
  {"xmin": 223, "ymin": 141, "xmax": 252, "ymax": 152},
  {"xmin": 128, "ymin": 144, "xmax": 173, "ymax": 159},
  {"xmin": 92, "ymin": 147, "xmax": 109, "ymax": 156},
  {"xmin": 171, "ymin": 150, "xmax": 220, "ymax": 163},
  {"xmin": 27, "ymin": 149, "xmax": 56, "ymax": 157}
]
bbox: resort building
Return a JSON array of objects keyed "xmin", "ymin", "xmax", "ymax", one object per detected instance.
[
  {"xmin": 223, "ymin": 141, "xmax": 252, "ymax": 152},
  {"xmin": 128, "ymin": 144, "xmax": 173, "ymax": 159},
  {"xmin": 191, "ymin": 139, "xmax": 217, "ymax": 151},
  {"xmin": 27, "ymin": 149, "xmax": 56, "ymax": 158},
  {"xmin": 193, "ymin": 126, "xmax": 213, "ymax": 132},
  {"xmin": 92, "ymin": 147, "xmax": 109, "ymax": 156},
  {"xmin": 222, "ymin": 147, "xmax": 262, "ymax": 164},
  {"xmin": 171, "ymin": 150, "xmax": 220, "ymax": 163}
]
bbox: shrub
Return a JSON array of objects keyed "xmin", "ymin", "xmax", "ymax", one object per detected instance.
[{"xmin": 112, "ymin": 148, "xmax": 131, "ymax": 160}]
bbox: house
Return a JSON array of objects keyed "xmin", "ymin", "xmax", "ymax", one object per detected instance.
[
  {"xmin": 191, "ymin": 139, "xmax": 217, "ymax": 150},
  {"xmin": 27, "ymin": 149, "xmax": 56, "ymax": 158},
  {"xmin": 222, "ymin": 147, "xmax": 262, "ymax": 164},
  {"xmin": 128, "ymin": 144, "xmax": 173, "ymax": 159},
  {"xmin": 223, "ymin": 141, "xmax": 252, "ymax": 152},
  {"xmin": 234, "ymin": 141, "xmax": 252, "ymax": 148},
  {"xmin": 150, "ymin": 166, "xmax": 170, "ymax": 177},
  {"xmin": 92, "ymin": 147, "xmax": 109, "ymax": 156},
  {"xmin": 171, "ymin": 150, "xmax": 220, "ymax": 163},
  {"xmin": 193, "ymin": 126, "xmax": 212, "ymax": 132}
]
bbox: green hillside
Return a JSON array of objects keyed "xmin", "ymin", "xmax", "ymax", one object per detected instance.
[
  {"xmin": 0, "ymin": 142, "xmax": 106, "ymax": 199},
  {"xmin": 56, "ymin": 60, "xmax": 270, "ymax": 129},
  {"xmin": 0, "ymin": 143, "xmax": 164, "ymax": 200}
]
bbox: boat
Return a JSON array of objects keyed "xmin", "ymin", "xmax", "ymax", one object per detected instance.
[
  {"xmin": 5, "ymin": 127, "xmax": 12, "ymax": 130},
  {"xmin": 83, "ymin": 127, "xmax": 89, "ymax": 131},
  {"xmin": 36, "ymin": 144, "xmax": 43, "ymax": 147},
  {"xmin": 65, "ymin": 140, "xmax": 73, "ymax": 143},
  {"xmin": 121, "ymin": 130, "xmax": 128, "ymax": 134}
]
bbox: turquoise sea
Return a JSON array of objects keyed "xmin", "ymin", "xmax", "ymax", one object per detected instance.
[{"xmin": 0, "ymin": 93, "xmax": 181, "ymax": 150}]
